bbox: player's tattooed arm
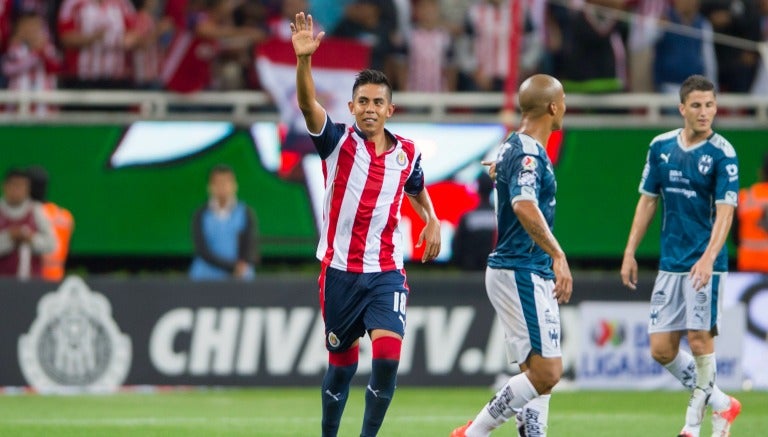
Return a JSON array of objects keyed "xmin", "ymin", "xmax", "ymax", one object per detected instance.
[{"xmin": 513, "ymin": 200, "xmax": 573, "ymax": 303}]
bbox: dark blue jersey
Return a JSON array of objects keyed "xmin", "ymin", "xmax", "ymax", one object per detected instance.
[
  {"xmin": 487, "ymin": 132, "xmax": 557, "ymax": 279},
  {"xmin": 639, "ymin": 129, "xmax": 739, "ymax": 272}
]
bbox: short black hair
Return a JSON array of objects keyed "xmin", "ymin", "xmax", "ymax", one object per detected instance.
[
  {"xmin": 477, "ymin": 172, "xmax": 494, "ymax": 198},
  {"xmin": 352, "ymin": 69, "xmax": 393, "ymax": 102},
  {"xmin": 679, "ymin": 75, "xmax": 715, "ymax": 104},
  {"xmin": 26, "ymin": 165, "xmax": 49, "ymax": 202},
  {"xmin": 208, "ymin": 164, "xmax": 235, "ymax": 181},
  {"xmin": 4, "ymin": 168, "xmax": 29, "ymax": 183}
]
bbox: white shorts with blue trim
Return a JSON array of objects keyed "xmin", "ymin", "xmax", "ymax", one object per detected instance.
[
  {"xmin": 648, "ymin": 271, "xmax": 726, "ymax": 334},
  {"xmin": 485, "ymin": 267, "xmax": 562, "ymax": 364}
]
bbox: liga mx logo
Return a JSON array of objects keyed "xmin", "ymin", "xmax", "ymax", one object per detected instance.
[
  {"xmin": 18, "ymin": 276, "xmax": 132, "ymax": 393},
  {"xmin": 591, "ymin": 320, "xmax": 626, "ymax": 347}
]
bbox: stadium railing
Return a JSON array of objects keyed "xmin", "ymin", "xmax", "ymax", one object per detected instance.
[{"xmin": 0, "ymin": 90, "xmax": 766, "ymax": 127}]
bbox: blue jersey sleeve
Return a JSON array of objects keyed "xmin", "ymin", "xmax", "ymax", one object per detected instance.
[
  {"xmin": 500, "ymin": 147, "xmax": 543, "ymax": 205},
  {"xmin": 404, "ymin": 155, "xmax": 425, "ymax": 196},
  {"xmin": 715, "ymin": 153, "xmax": 739, "ymax": 206},
  {"xmin": 309, "ymin": 113, "xmax": 347, "ymax": 159},
  {"xmin": 639, "ymin": 144, "xmax": 661, "ymax": 196}
]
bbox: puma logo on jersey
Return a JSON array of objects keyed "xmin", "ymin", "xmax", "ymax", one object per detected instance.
[{"xmin": 660, "ymin": 153, "xmax": 669, "ymax": 163}]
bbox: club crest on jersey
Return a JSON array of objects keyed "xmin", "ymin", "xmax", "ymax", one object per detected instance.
[
  {"xmin": 396, "ymin": 151, "xmax": 407, "ymax": 167},
  {"xmin": 698, "ymin": 155, "xmax": 713, "ymax": 175},
  {"xmin": 521, "ymin": 156, "xmax": 537, "ymax": 171},
  {"xmin": 328, "ymin": 332, "xmax": 341, "ymax": 348}
]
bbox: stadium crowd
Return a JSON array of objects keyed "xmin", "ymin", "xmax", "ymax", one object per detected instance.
[{"xmin": 0, "ymin": 0, "xmax": 766, "ymax": 99}]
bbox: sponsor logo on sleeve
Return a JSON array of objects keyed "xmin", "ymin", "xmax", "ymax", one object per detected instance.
[
  {"xmin": 517, "ymin": 170, "xmax": 537, "ymax": 187},
  {"xmin": 521, "ymin": 156, "xmax": 537, "ymax": 171}
]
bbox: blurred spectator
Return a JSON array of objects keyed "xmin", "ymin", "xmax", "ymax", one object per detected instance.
[
  {"xmin": 558, "ymin": 0, "xmax": 627, "ymax": 93},
  {"xmin": 57, "ymin": 0, "xmax": 138, "ymax": 88},
  {"xmin": 734, "ymin": 153, "xmax": 768, "ymax": 272},
  {"xmin": 458, "ymin": 0, "xmax": 546, "ymax": 92},
  {"xmin": 0, "ymin": 168, "xmax": 55, "ymax": 280},
  {"xmin": 268, "ymin": 0, "xmax": 314, "ymax": 40},
  {"xmin": 402, "ymin": 0, "xmax": 456, "ymax": 92},
  {"xmin": 131, "ymin": 0, "xmax": 172, "ymax": 89},
  {"xmin": 439, "ymin": 0, "xmax": 473, "ymax": 32},
  {"xmin": 750, "ymin": 0, "xmax": 768, "ymax": 94},
  {"xmin": 332, "ymin": 0, "xmax": 400, "ymax": 78},
  {"xmin": 653, "ymin": 0, "xmax": 717, "ymax": 94},
  {"xmin": 190, "ymin": 164, "xmax": 259, "ymax": 281},
  {"xmin": 160, "ymin": 0, "xmax": 264, "ymax": 93},
  {"xmin": 701, "ymin": 0, "xmax": 762, "ymax": 92},
  {"xmin": 451, "ymin": 172, "xmax": 496, "ymax": 271},
  {"xmin": 0, "ymin": 0, "xmax": 12, "ymax": 52},
  {"xmin": 309, "ymin": 0, "xmax": 353, "ymax": 34},
  {"xmin": 27, "ymin": 166, "xmax": 74, "ymax": 282},
  {"xmin": 627, "ymin": 0, "xmax": 666, "ymax": 92},
  {"xmin": 2, "ymin": 12, "xmax": 62, "ymax": 116}
]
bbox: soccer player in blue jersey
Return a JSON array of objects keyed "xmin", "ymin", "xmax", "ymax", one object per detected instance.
[
  {"xmin": 621, "ymin": 75, "xmax": 742, "ymax": 437},
  {"xmin": 452, "ymin": 74, "xmax": 573, "ymax": 437}
]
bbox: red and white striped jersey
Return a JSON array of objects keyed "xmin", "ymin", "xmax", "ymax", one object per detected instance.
[
  {"xmin": 466, "ymin": 0, "xmax": 512, "ymax": 79},
  {"xmin": 311, "ymin": 115, "xmax": 425, "ymax": 273},
  {"xmin": 406, "ymin": 27, "xmax": 452, "ymax": 92},
  {"xmin": 57, "ymin": 0, "xmax": 135, "ymax": 80},
  {"xmin": 161, "ymin": 12, "xmax": 218, "ymax": 93},
  {"xmin": 3, "ymin": 40, "xmax": 60, "ymax": 88},
  {"xmin": 2, "ymin": 40, "xmax": 61, "ymax": 115},
  {"xmin": 132, "ymin": 10, "xmax": 160, "ymax": 85}
]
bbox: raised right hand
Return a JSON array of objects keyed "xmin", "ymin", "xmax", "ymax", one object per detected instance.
[{"xmin": 290, "ymin": 12, "xmax": 325, "ymax": 57}]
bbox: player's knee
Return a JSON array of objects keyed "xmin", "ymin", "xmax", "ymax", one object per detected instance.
[
  {"xmin": 650, "ymin": 346, "xmax": 676, "ymax": 365},
  {"xmin": 329, "ymin": 344, "xmax": 360, "ymax": 367},
  {"xmin": 527, "ymin": 362, "xmax": 561, "ymax": 393},
  {"xmin": 686, "ymin": 333, "xmax": 713, "ymax": 356}
]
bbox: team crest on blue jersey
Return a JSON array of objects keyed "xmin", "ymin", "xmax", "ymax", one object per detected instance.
[
  {"xmin": 698, "ymin": 155, "xmax": 713, "ymax": 175},
  {"xmin": 396, "ymin": 151, "xmax": 407, "ymax": 167},
  {"xmin": 521, "ymin": 156, "xmax": 537, "ymax": 171}
]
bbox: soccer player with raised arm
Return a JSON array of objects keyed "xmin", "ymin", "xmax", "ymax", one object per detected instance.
[
  {"xmin": 452, "ymin": 74, "xmax": 573, "ymax": 437},
  {"xmin": 621, "ymin": 75, "xmax": 742, "ymax": 437},
  {"xmin": 290, "ymin": 12, "xmax": 442, "ymax": 437}
]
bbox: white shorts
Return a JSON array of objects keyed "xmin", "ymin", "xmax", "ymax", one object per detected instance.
[
  {"xmin": 485, "ymin": 267, "xmax": 562, "ymax": 364},
  {"xmin": 648, "ymin": 271, "xmax": 726, "ymax": 334}
]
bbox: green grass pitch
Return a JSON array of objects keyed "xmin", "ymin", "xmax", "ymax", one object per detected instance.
[{"xmin": 0, "ymin": 387, "xmax": 765, "ymax": 436}]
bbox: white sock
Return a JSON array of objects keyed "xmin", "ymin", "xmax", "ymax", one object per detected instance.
[
  {"xmin": 466, "ymin": 373, "xmax": 539, "ymax": 437},
  {"xmin": 664, "ymin": 350, "xmax": 698, "ymax": 390},
  {"xmin": 521, "ymin": 394, "xmax": 550, "ymax": 436},
  {"xmin": 665, "ymin": 350, "xmax": 729, "ymax": 410},
  {"xmin": 694, "ymin": 353, "xmax": 730, "ymax": 411},
  {"xmin": 694, "ymin": 353, "xmax": 716, "ymax": 395},
  {"xmin": 684, "ymin": 353, "xmax": 717, "ymax": 430}
]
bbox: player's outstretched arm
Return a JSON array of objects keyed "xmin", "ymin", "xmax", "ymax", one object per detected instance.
[
  {"xmin": 689, "ymin": 203, "xmax": 734, "ymax": 290},
  {"xmin": 513, "ymin": 200, "xmax": 572, "ymax": 303},
  {"xmin": 291, "ymin": 12, "xmax": 326, "ymax": 134},
  {"xmin": 621, "ymin": 194, "xmax": 657, "ymax": 290},
  {"xmin": 406, "ymin": 190, "xmax": 441, "ymax": 263}
]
